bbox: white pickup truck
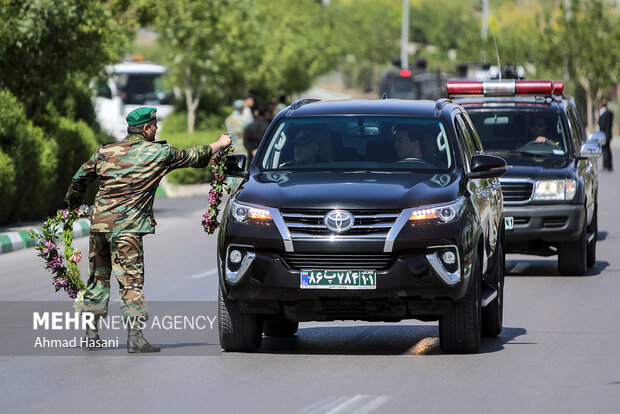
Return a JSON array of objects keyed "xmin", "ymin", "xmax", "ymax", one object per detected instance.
[{"xmin": 94, "ymin": 61, "xmax": 175, "ymax": 139}]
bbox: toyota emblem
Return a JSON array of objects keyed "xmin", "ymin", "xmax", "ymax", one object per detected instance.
[{"xmin": 323, "ymin": 210, "xmax": 354, "ymax": 233}]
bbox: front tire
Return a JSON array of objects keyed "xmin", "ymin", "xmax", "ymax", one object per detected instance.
[
  {"xmin": 482, "ymin": 244, "xmax": 504, "ymax": 337},
  {"xmin": 218, "ymin": 285, "xmax": 263, "ymax": 352},
  {"xmin": 439, "ymin": 255, "xmax": 482, "ymax": 353},
  {"xmin": 558, "ymin": 219, "xmax": 587, "ymax": 276}
]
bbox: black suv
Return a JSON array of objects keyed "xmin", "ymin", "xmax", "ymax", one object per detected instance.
[
  {"xmin": 219, "ymin": 98, "xmax": 506, "ymax": 353},
  {"xmin": 450, "ymin": 80, "xmax": 603, "ymax": 275}
]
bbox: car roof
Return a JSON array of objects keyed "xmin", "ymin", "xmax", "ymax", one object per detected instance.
[{"xmin": 284, "ymin": 99, "xmax": 458, "ymax": 118}]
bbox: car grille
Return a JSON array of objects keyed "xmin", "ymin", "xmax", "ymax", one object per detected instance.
[
  {"xmin": 280, "ymin": 208, "xmax": 399, "ymax": 239},
  {"xmin": 280, "ymin": 253, "xmax": 396, "ymax": 270},
  {"xmin": 500, "ymin": 181, "xmax": 533, "ymax": 203}
]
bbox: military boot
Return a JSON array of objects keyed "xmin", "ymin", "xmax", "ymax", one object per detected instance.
[
  {"xmin": 127, "ymin": 326, "xmax": 160, "ymax": 353},
  {"xmin": 82, "ymin": 316, "xmax": 103, "ymax": 351}
]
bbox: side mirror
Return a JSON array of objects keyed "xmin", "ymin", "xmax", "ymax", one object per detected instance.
[
  {"xmin": 579, "ymin": 141, "xmax": 602, "ymax": 159},
  {"xmin": 587, "ymin": 131, "xmax": 606, "ymax": 144},
  {"xmin": 224, "ymin": 154, "xmax": 247, "ymax": 177},
  {"xmin": 467, "ymin": 154, "xmax": 507, "ymax": 179}
]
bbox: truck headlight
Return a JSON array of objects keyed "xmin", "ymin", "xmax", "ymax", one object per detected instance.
[
  {"xmin": 230, "ymin": 200, "xmax": 272, "ymax": 224},
  {"xmin": 409, "ymin": 198, "xmax": 464, "ymax": 224},
  {"xmin": 533, "ymin": 179, "xmax": 577, "ymax": 200}
]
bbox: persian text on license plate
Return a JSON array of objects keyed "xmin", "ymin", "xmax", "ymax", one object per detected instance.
[{"xmin": 300, "ymin": 270, "xmax": 376, "ymax": 290}]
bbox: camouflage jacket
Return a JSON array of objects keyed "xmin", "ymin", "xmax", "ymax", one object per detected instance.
[{"xmin": 65, "ymin": 135, "xmax": 213, "ymax": 233}]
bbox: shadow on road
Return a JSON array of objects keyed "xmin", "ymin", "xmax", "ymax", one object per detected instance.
[
  {"xmin": 258, "ymin": 324, "xmax": 527, "ymax": 356},
  {"xmin": 506, "ymin": 259, "xmax": 609, "ymax": 277}
]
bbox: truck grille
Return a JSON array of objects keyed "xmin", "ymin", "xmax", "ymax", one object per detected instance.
[
  {"xmin": 280, "ymin": 209, "xmax": 399, "ymax": 239},
  {"xmin": 280, "ymin": 253, "xmax": 396, "ymax": 270},
  {"xmin": 500, "ymin": 181, "xmax": 533, "ymax": 203}
]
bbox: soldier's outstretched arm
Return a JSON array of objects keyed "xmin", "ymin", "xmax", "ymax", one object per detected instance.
[
  {"xmin": 64, "ymin": 153, "xmax": 98, "ymax": 209},
  {"xmin": 167, "ymin": 134, "xmax": 232, "ymax": 170}
]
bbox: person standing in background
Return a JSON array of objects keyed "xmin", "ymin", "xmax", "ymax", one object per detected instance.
[
  {"xmin": 599, "ymin": 99, "xmax": 614, "ymax": 171},
  {"xmin": 225, "ymin": 100, "xmax": 250, "ymax": 155},
  {"xmin": 243, "ymin": 106, "xmax": 270, "ymax": 164}
]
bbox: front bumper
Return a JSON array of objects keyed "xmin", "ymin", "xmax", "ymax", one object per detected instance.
[
  {"xmin": 504, "ymin": 204, "xmax": 585, "ymax": 243},
  {"xmin": 220, "ymin": 246, "xmax": 471, "ymax": 322}
]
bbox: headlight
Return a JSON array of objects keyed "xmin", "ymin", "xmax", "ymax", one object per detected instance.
[
  {"xmin": 409, "ymin": 198, "xmax": 464, "ymax": 224},
  {"xmin": 533, "ymin": 179, "xmax": 577, "ymax": 200},
  {"xmin": 230, "ymin": 200, "xmax": 272, "ymax": 224}
]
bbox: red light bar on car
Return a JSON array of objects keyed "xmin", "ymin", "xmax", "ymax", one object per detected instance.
[
  {"xmin": 400, "ymin": 69, "xmax": 412, "ymax": 77},
  {"xmin": 447, "ymin": 80, "xmax": 559, "ymax": 97}
]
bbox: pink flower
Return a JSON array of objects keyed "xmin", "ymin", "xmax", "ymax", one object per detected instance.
[
  {"xmin": 69, "ymin": 251, "xmax": 82, "ymax": 263},
  {"xmin": 60, "ymin": 209, "xmax": 69, "ymax": 219}
]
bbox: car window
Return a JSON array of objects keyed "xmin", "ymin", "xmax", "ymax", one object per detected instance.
[
  {"xmin": 566, "ymin": 105, "xmax": 586, "ymax": 147},
  {"xmin": 466, "ymin": 109, "xmax": 569, "ymax": 157},
  {"xmin": 258, "ymin": 116, "xmax": 454, "ymax": 172},
  {"xmin": 461, "ymin": 112, "xmax": 483, "ymax": 153}
]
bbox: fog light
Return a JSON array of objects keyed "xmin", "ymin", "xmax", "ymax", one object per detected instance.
[
  {"xmin": 442, "ymin": 251, "xmax": 456, "ymax": 265},
  {"xmin": 229, "ymin": 250, "xmax": 243, "ymax": 264}
]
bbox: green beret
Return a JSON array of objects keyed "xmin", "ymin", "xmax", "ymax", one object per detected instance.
[{"xmin": 126, "ymin": 107, "xmax": 157, "ymax": 126}]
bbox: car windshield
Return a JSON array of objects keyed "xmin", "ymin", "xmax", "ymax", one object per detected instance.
[
  {"xmin": 257, "ymin": 116, "xmax": 454, "ymax": 172},
  {"xmin": 467, "ymin": 109, "xmax": 569, "ymax": 157},
  {"xmin": 114, "ymin": 73, "xmax": 172, "ymax": 105}
]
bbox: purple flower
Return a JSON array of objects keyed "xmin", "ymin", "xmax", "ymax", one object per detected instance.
[{"xmin": 60, "ymin": 209, "xmax": 69, "ymax": 219}]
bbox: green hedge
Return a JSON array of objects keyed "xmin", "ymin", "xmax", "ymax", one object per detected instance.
[
  {"xmin": 0, "ymin": 89, "xmax": 57, "ymax": 223},
  {"xmin": 0, "ymin": 88, "xmax": 103, "ymax": 224},
  {"xmin": 38, "ymin": 115, "xmax": 101, "ymax": 208}
]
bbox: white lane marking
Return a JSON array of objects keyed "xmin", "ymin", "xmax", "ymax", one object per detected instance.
[
  {"xmin": 325, "ymin": 395, "xmax": 390, "ymax": 414},
  {"xmin": 8, "ymin": 232, "xmax": 23, "ymax": 251},
  {"xmin": 189, "ymin": 269, "xmax": 218, "ymax": 279}
]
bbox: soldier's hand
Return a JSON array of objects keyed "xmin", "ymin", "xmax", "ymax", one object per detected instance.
[{"xmin": 217, "ymin": 134, "xmax": 232, "ymax": 148}]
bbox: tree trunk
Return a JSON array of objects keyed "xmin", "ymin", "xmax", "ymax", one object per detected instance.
[
  {"xmin": 579, "ymin": 76, "xmax": 594, "ymax": 131},
  {"xmin": 185, "ymin": 87, "xmax": 195, "ymax": 134},
  {"xmin": 184, "ymin": 68, "xmax": 205, "ymax": 134}
]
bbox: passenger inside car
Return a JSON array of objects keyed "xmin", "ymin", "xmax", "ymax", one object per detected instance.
[{"xmin": 393, "ymin": 126, "xmax": 423, "ymax": 159}]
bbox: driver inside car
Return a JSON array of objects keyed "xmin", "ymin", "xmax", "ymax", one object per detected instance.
[{"xmin": 530, "ymin": 116, "xmax": 556, "ymax": 146}]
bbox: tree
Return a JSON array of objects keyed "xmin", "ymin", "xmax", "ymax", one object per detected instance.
[
  {"xmin": 154, "ymin": 0, "xmax": 258, "ymax": 133},
  {"xmin": 0, "ymin": 0, "xmax": 131, "ymax": 121},
  {"xmin": 547, "ymin": 0, "xmax": 620, "ymax": 129}
]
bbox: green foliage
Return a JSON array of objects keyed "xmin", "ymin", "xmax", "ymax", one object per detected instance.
[
  {"xmin": 250, "ymin": 0, "xmax": 343, "ymax": 95},
  {"xmin": 0, "ymin": 0, "xmax": 132, "ymax": 120},
  {"xmin": 38, "ymin": 116, "xmax": 101, "ymax": 208},
  {"xmin": 0, "ymin": 148, "xmax": 16, "ymax": 222},
  {"xmin": 0, "ymin": 89, "xmax": 57, "ymax": 223}
]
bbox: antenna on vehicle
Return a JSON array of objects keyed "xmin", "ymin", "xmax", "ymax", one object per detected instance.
[{"xmin": 491, "ymin": 27, "xmax": 502, "ymax": 80}]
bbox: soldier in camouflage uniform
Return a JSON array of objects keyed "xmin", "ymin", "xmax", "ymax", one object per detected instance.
[{"xmin": 65, "ymin": 107, "xmax": 231, "ymax": 353}]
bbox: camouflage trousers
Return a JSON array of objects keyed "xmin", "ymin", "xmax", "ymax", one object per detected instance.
[{"xmin": 82, "ymin": 232, "xmax": 148, "ymax": 321}]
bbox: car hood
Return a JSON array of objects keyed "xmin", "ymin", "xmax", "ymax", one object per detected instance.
[
  {"xmin": 235, "ymin": 172, "xmax": 461, "ymax": 210},
  {"xmin": 501, "ymin": 155, "xmax": 573, "ymax": 180}
]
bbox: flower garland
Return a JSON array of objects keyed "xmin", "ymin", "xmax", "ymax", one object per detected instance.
[
  {"xmin": 29, "ymin": 205, "xmax": 90, "ymax": 299},
  {"xmin": 202, "ymin": 144, "xmax": 234, "ymax": 234}
]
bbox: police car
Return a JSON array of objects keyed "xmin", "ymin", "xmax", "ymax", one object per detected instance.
[{"xmin": 449, "ymin": 80, "xmax": 603, "ymax": 275}]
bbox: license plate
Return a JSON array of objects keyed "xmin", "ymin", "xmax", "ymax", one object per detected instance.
[
  {"xmin": 300, "ymin": 270, "xmax": 376, "ymax": 289},
  {"xmin": 505, "ymin": 216, "xmax": 514, "ymax": 230}
]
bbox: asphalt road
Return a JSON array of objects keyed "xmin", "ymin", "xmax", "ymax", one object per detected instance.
[{"xmin": 1, "ymin": 154, "xmax": 619, "ymax": 413}]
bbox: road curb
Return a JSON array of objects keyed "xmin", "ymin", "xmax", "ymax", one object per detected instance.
[{"xmin": 0, "ymin": 219, "xmax": 91, "ymax": 255}]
